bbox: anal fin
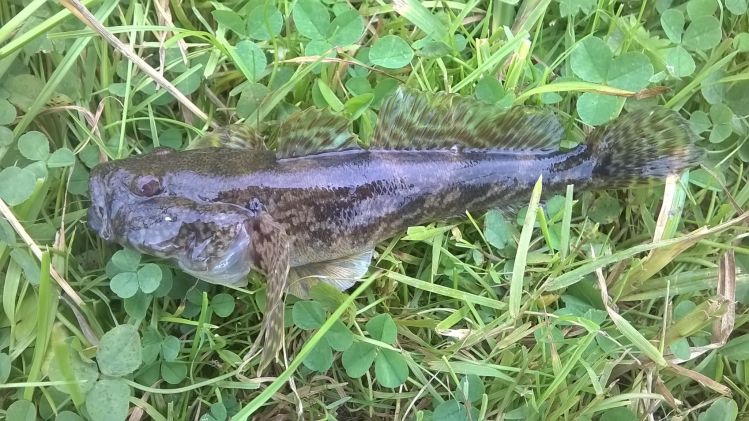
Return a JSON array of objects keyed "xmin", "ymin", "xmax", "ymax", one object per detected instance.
[{"xmin": 287, "ymin": 249, "xmax": 374, "ymax": 299}]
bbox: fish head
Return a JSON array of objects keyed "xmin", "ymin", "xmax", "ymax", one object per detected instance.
[
  {"xmin": 88, "ymin": 148, "xmax": 177, "ymax": 242},
  {"xmin": 88, "ymin": 153, "xmax": 256, "ymax": 286}
]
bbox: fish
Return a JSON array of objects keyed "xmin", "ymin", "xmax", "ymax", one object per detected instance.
[{"xmin": 87, "ymin": 88, "xmax": 702, "ymax": 371}]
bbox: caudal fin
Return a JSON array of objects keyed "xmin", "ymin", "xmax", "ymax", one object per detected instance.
[{"xmin": 587, "ymin": 108, "xmax": 702, "ymax": 188}]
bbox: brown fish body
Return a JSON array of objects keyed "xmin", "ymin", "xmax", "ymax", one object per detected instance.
[
  {"xmin": 139, "ymin": 147, "xmax": 592, "ymax": 267},
  {"xmin": 87, "ymin": 89, "xmax": 700, "ymax": 370}
]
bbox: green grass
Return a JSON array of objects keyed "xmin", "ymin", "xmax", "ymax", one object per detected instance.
[{"xmin": 0, "ymin": 0, "xmax": 748, "ymax": 420}]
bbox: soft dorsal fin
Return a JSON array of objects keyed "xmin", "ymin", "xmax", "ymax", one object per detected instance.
[
  {"xmin": 187, "ymin": 124, "xmax": 267, "ymax": 150},
  {"xmin": 275, "ymin": 108, "xmax": 361, "ymax": 159},
  {"xmin": 371, "ymin": 87, "xmax": 564, "ymax": 152}
]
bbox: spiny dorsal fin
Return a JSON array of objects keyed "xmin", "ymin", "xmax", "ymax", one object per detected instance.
[
  {"xmin": 187, "ymin": 124, "xmax": 266, "ymax": 150},
  {"xmin": 275, "ymin": 108, "xmax": 360, "ymax": 159},
  {"xmin": 372, "ymin": 87, "xmax": 564, "ymax": 152}
]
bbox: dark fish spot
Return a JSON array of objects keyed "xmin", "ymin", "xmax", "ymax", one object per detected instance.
[
  {"xmin": 594, "ymin": 154, "xmax": 612, "ymax": 177},
  {"xmin": 245, "ymin": 198, "xmax": 265, "ymax": 215}
]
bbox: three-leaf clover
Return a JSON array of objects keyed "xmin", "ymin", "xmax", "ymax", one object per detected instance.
[
  {"xmin": 47, "ymin": 326, "xmax": 141, "ymax": 421},
  {"xmin": 557, "ymin": 0, "xmax": 596, "ymax": 17},
  {"xmin": 292, "ymin": 300, "xmax": 354, "ymax": 372},
  {"xmin": 0, "ymin": 130, "xmax": 76, "ymax": 206},
  {"xmin": 484, "ymin": 209, "xmax": 514, "ymax": 250},
  {"xmin": 17, "ymin": 131, "xmax": 76, "ymax": 168},
  {"xmin": 570, "ymin": 37, "xmax": 654, "ymax": 125},
  {"xmin": 141, "ymin": 327, "xmax": 188, "ymax": 385},
  {"xmin": 587, "ymin": 193, "xmax": 623, "ymax": 225},
  {"xmin": 107, "ymin": 249, "xmax": 164, "ymax": 298},
  {"xmin": 342, "ymin": 313, "xmax": 410, "ymax": 388},
  {"xmin": 369, "ymin": 35, "xmax": 414, "ymax": 69},
  {"xmin": 433, "ymin": 375, "xmax": 485, "ymax": 420},
  {"xmin": 292, "ymin": 0, "xmax": 364, "ymax": 56},
  {"xmin": 660, "ymin": 1, "xmax": 721, "ymax": 78},
  {"xmin": 707, "ymin": 104, "xmax": 734, "ymax": 144},
  {"xmin": 198, "ymin": 393, "xmax": 240, "ymax": 421}
]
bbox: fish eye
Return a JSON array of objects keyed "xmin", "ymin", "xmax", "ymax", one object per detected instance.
[{"xmin": 131, "ymin": 175, "xmax": 163, "ymax": 197}]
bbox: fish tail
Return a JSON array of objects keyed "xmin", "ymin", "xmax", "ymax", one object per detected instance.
[{"xmin": 586, "ymin": 108, "xmax": 703, "ymax": 188}]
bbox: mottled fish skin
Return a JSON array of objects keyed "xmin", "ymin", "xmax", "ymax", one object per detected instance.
[
  {"xmin": 87, "ymin": 97, "xmax": 701, "ymax": 371},
  {"xmin": 88, "ymin": 191, "xmax": 256, "ymax": 285},
  {"xmin": 90, "ymin": 146, "xmax": 593, "ymax": 267}
]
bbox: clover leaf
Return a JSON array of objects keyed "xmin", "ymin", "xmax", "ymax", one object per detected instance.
[
  {"xmin": 341, "ymin": 313, "xmax": 410, "ymax": 388},
  {"xmin": 292, "ymin": 300, "xmax": 354, "ymax": 372},
  {"xmin": 570, "ymin": 37, "xmax": 653, "ymax": 125}
]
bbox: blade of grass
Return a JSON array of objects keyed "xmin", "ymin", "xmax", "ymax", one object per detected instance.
[
  {"xmin": 14, "ymin": 0, "xmax": 120, "ymax": 137},
  {"xmin": 592, "ymin": 250, "xmax": 668, "ymax": 367},
  {"xmin": 50, "ymin": 326, "xmax": 86, "ymax": 406},
  {"xmin": 713, "ymin": 251, "xmax": 736, "ymax": 345},
  {"xmin": 510, "ymin": 176, "xmax": 543, "ymax": 320},
  {"xmin": 664, "ymin": 299, "xmax": 727, "ymax": 345},
  {"xmin": 23, "ymin": 251, "xmax": 58, "ymax": 400},
  {"xmin": 125, "ymin": 370, "xmax": 248, "ymax": 394},
  {"xmin": 582, "ymin": 393, "xmax": 666, "ymax": 415},
  {"xmin": 453, "ymin": 30, "xmax": 529, "ymax": 91},
  {"xmin": 512, "ymin": 0, "xmax": 553, "ymax": 35},
  {"xmin": 187, "ymin": 292, "xmax": 212, "ymax": 374},
  {"xmin": 386, "ymin": 271, "xmax": 506, "ymax": 310},
  {"xmin": 393, "ymin": 0, "xmax": 450, "ymax": 43},
  {"xmin": 59, "ymin": 0, "xmax": 214, "ymax": 127},
  {"xmin": 0, "ymin": 199, "xmax": 83, "ymax": 306},
  {"xmin": 129, "ymin": 64, "xmax": 205, "ymax": 116},
  {"xmin": 231, "ymin": 274, "xmax": 377, "ymax": 419},
  {"xmin": 504, "ymin": 39, "xmax": 531, "ymax": 92},
  {"xmin": 3, "ymin": 261, "xmax": 22, "ymax": 350},
  {"xmin": 559, "ymin": 184, "xmax": 574, "ymax": 260},
  {"xmin": 538, "ymin": 331, "xmax": 597, "ymax": 404},
  {"xmin": 428, "ymin": 360, "xmax": 544, "ymax": 381},
  {"xmin": 0, "ymin": 0, "xmax": 98, "ymax": 59},
  {"xmin": 650, "ymin": 174, "xmax": 680, "ymax": 247},
  {"xmin": 544, "ymin": 211, "xmax": 749, "ymax": 291},
  {"xmin": 246, "ymin": 59, "xmax": 324, "ymax": 124},
  {"xmin": 621, "ymin": 271, "xmax": 749, "ymax": 302},
  {"xmin": 661, "ymin": 173, "xmax": 690, "ymax": 241},
  {"xmin": 515, "ymin": 81, "xmax": 634, "ymax": 103},
  {"xmin": 0, "ymin": 0, "xmax": 46, "ymax": 46},
  {"xmin": 667, "ymin": 363, "xmax": 731, "ymax": 396}
]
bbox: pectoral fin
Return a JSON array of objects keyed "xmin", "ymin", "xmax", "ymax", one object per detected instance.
[
  {"xmin": 287, "ymin": 249, "xmax": 374, "ymax": 299},
  {"xmin": 247, "ymin": 213, "xmax": 290, "ymax": 372}
]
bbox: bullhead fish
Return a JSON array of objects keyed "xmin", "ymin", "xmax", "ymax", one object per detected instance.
[{"xmin": 87, "ymin": 88, "xmax": 701, "ymax": 370}]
